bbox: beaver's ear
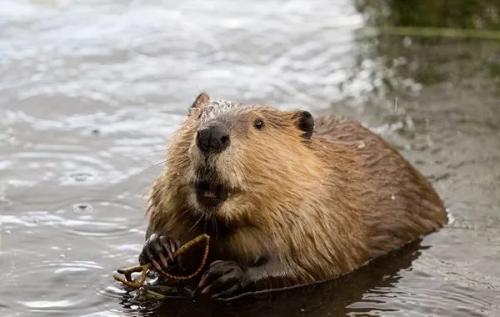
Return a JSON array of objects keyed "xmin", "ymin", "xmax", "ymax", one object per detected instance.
[
  {"xmin": 191, "ymin": 92, "xmax": 210, "ymax": 109},
  {"xmin": 292, "ymin": 110, "xmax": 314, "ymax": 139}
]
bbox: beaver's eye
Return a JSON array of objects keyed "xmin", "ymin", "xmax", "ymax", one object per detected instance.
[{"xmin": 254, "ymin": 118, "xmax": 264, "ymax": 130}]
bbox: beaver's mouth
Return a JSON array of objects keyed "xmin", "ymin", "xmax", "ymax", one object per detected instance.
[{"xmin": 194, "ymin": 181, "xmax": 230, "ymax": 208}]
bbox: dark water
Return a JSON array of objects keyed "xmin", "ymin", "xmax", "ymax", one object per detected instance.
[{"xmin": 1, "ymin": 0, "xmax": 500, "ymax": 316}]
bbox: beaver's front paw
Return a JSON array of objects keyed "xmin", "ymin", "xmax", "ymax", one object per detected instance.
[
  {"xmin": 138, "ymin": 233, "xmax": 180, "ymax": 273},
  {"xmin": 197, "ymin": 260, "xmax": 248, "ymax": 298}
]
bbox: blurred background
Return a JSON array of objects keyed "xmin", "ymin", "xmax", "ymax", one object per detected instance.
[{"xmin": 0, "ymin": 0, "xmax": 499, "ymax": 316}]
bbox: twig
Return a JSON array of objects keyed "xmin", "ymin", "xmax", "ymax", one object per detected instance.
[{"xmin": 113, "ymin": 234, "xmax": 210, "ymax": 289}]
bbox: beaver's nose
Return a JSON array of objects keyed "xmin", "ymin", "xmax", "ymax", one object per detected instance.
[{"xmin": 196, "ymin": 125, "xmax": 230, "ymax": 154}]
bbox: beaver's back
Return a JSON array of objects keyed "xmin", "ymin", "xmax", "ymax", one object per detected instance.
[{"xmin": 314, "ymin": 116, "xmax": 447, "ymax": 259}]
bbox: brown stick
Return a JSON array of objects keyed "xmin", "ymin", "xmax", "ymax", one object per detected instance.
[{"xmin": 113, "ymin": 234, "xmax": 210, "ymax": 289}]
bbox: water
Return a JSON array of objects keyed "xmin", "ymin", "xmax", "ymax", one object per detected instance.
[{"xmin": 1, "ymin": 0, "xmax": 499, "ymax": 316}]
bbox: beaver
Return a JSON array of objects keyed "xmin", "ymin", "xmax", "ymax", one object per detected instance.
[{"xmin": 139, "ymin": 92, "xmax": 447, "ymax": 298}]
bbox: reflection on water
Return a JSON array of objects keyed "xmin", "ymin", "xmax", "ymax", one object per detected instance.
[
  {"xmin": 1, "ymin": 0, "xmax": 499, "ymax": 316},
  {"xmin": 356, "ymin": 0, "xmax": 500, "ymax": 29},
  {"xmin": 121, "ymin": 241, "xmax": 426, "ymax": 317}
]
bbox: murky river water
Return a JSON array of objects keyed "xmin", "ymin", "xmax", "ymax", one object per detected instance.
[{"xmin": 1, "ymin": 0, "xmax": 499, "ymax": 316}]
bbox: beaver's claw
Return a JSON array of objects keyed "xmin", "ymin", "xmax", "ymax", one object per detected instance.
[
  {"xmin": 197, "ymin": 260, "xmax": 248, "ymax": 298},
  {"xmin": 138, "ymin": 233, "xmax": 180, "ymax": 274}
]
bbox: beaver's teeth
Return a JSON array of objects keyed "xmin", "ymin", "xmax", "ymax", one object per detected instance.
[{"xmin": 203, "ymin": 191, "xmax": 217, "ymax": 198}]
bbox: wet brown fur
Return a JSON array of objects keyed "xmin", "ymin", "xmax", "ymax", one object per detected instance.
[{"xmin": 145, "ymin": 94, "xmax": 447, "ymax": 289}]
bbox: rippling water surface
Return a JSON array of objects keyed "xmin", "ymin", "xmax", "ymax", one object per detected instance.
[{"xmin": 1, "ymin": 0, "xmax": 499, "ymax": 316}]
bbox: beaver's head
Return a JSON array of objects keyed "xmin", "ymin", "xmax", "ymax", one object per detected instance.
[{"xmin": 165, "ymin": 93, "xmax": 318, "ymax": 227}]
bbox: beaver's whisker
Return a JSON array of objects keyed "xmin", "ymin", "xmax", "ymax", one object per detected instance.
[
  {"xmin": 212, "ymin": 217, "xmax": 218, "ymax": 240},
  {"xmin": 189, "ymin": 214, "xmax": 204, "ymax": 233},
  {"xmin": 149, "ymin": 159, "xmax": 167, "ymax": 168},
  {"xmin": 203, "ymin": 214, "xmax": 209, "ymax": 234}
]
